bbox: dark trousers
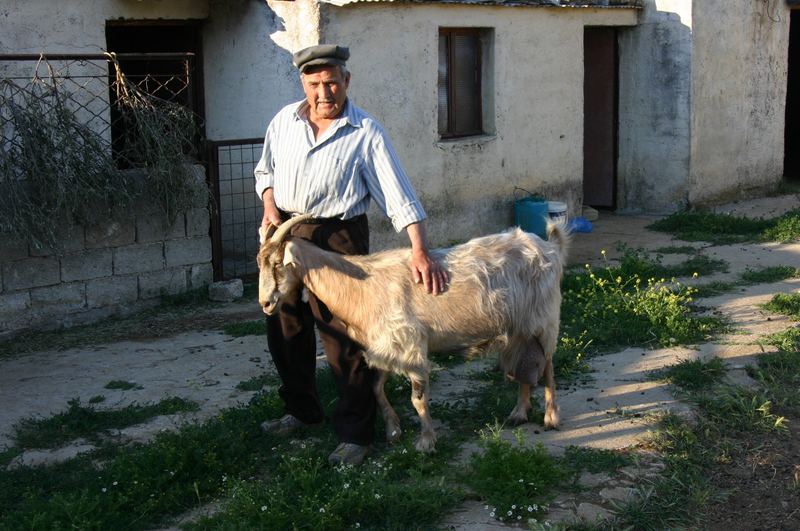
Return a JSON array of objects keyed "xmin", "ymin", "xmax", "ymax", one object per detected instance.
[{"xmin": 266, "ymin": 213, "xmax": 377, "ymax": 445}]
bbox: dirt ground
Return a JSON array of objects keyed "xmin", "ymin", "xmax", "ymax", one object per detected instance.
[{"xmin": 1, "ymin": 194, "xmax": 799, "ymax": 529}]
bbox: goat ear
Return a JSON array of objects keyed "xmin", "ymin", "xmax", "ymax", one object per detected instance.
[{"xmin": 282, "ymin": 241, "xmax": 298, "ymax": 267}]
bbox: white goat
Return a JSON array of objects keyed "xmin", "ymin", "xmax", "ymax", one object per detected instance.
[{"xmin": 257, "ymin": 215, "xmax": 569, "ymax": 452}]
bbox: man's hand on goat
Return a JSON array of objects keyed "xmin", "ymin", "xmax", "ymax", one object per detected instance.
[{"xmin": 410, "ymin": 248, "xmax": 448, "ymax": 295}]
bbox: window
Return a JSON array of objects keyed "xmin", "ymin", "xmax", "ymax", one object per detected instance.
[{"xmin": 438, "ymin": 28, "xmax": 492, "ymax": 138}]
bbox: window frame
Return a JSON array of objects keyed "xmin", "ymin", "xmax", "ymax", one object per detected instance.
[{"xmin": 438, "ymin": 27, "xmax": 484, "ymax": 139}]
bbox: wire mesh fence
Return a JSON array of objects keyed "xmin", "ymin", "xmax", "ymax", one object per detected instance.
[
  {"xmin": 208, "ymin": 139, "xmax": 265, "ymax": 281},
  {"xmin": 0, "ymin": 52, "xmax": 206, "ymax": 250},
  {"xmin": 0, "ymin": 52, "xmax": 200, "ymax": 167}
]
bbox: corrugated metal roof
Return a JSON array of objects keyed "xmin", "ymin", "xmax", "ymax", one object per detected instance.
[{"xmin": 321, "ymin": 0, "xmax": 641, "ymax": 8}]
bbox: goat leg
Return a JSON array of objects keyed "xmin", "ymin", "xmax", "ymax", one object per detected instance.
[
  {"xmin": 543, "ymin": 357, "xmax": 560, "ymax": 429},
  {"xmin": 410, "ymin": 376, "xmax": 437, "ymax": 453},
  {"xmin": 373, "ymin": 369, "xmax": 402, "ymax": 444},
  {"xmin": 507, "ymin": 383, "xmax": 532, "ymax": 426}
]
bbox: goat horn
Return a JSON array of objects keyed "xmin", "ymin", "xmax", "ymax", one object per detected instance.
[{"xmin": 270, "ymin": 213, "xmax": 314, "ymax": 244}]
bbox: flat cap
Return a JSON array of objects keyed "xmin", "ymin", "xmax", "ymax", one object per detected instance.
[{"xmin": 293, "ymin": 44, "xmax": 349, "ymax": 73}]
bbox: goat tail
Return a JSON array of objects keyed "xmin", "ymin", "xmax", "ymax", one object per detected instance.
[{"xmin": 546, "ymin": 220, "xmax": 571, "ymax": 260}]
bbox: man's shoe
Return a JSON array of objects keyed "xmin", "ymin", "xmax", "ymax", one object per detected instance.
[
  {"xmin": 260, "ymin": 414, "xmax": 316, "ymax": 436},
  {"xmin": 328, "ymin": 442, "xmax": 369, "ymax": 466}
]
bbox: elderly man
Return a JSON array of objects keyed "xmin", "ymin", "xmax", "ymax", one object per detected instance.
[{"xmin": 254, "ymin": 44, "xmax": 447, "ymax": 465}]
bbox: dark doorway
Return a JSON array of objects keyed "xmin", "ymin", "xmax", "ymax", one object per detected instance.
[
  {"xmin": 786, "ymin": 10, "xmax": 800, "ymax": 180},
  {"xmin": 105, "ymin": 22, "xmax": 205, "ymax": 164},
  {"xmin": 583, "ymin": 27, "xmax": 618, "ymax": 208}
]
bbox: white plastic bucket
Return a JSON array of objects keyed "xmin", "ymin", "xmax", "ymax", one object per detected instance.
[{"xmin": 547, "ymin": 201, "xmax": 568, "ymax": 223}]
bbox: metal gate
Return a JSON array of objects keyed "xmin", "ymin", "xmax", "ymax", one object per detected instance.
[{"xmin": 207, "ymin": 139, "xmax": 265, "ymax": 281}]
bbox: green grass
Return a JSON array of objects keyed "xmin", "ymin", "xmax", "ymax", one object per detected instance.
[
  {"xmin": 740, "ymin": 266, "xmax": 800, "ymax": 284},
  {"xmin": 692, "ymin": 265, "xmax": 799, "ymax": 299},
  {"xmin": 748, "ymin": 350, "xmax": 800, "ymax": 416},
  {"xmin": 463, "ymin": 427, "xmax": 566, "ymax": 525},
  {"xmin": 613, "ymin": 246, "xmax": 728, "ymax": 279},
  {"xmin": 12, "ymin": 397, "xmax": 200, "ymax": 449},
  {"xmin": 651, "ymin": 245, "xmax": 702, "ymax": 255},
  {"xmin": 235, "ymin": 373, "xmax": 280, "ymax": 392},
  {"xmin": 764, "ymin": 293, "xmax": 800, "ymax": 319},
  {"xmin": 654, "ymin": 357, "xmax": 727, "ymax": 391},
  {"xmin": 763, "ymin": 327, "xmax": 800, "ymax": 353},
  {"xmin": 223, "ymin": 319, "xmax": 267, "ymax": 337},
  {"xmin": 104, "ymin": 380, "xmax": 143, "ymax": 391},
  {"xmin": 561, "ymin": 445, "xmax": 631, "ymax": 475},
  {"xmin": 649, "ymin": 209, "xmax": 800, "ymax": 244}
]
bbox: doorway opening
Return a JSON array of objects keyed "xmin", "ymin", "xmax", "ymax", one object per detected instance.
[
  {"xmin": 583, "ymin": 27, "xmax": 618, "ymax": 208},
  {"xmin": 105, "ymin": 22, "xmax": 205, "ymax": 165}
]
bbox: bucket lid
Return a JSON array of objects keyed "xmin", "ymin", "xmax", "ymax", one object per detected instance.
[{"xmin": 548, "ymin": 201, "xmax": 567, "ymax": 212}]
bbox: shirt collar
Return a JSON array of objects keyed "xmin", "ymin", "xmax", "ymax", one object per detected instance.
[{"xmin": 293, "ymin": 99, "xmax": 360, "ymax": 129}]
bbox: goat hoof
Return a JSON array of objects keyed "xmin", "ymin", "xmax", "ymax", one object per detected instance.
[
  {"xmin": 543, "ymin": 410, "xmax": 560, "ymax": 430},
  {"xmin": 414, "ymin": 435, "xmax": 437, "ymax": 454},
  {"xmin": 506, "ymin": 415, "xmax": 529, "ymax": 427},
  {"xmin": 386, "ymin": 426, "xmax": 403, "ymax": 444}
]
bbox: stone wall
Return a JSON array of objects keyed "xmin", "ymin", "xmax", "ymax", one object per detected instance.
[{"xmin": 0, "ymin": 168, "xmax": 213, "ymax": 339}]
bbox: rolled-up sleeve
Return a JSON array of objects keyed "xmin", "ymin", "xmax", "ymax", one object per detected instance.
[
  {"xmin": 254, "ymin": 124, "xmax": 274, "ymax": 200},
  {"xmin": 362, "ymin": 128, "xmax": 426, "ymax": 232}
]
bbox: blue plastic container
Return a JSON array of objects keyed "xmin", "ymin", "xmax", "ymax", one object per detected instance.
[{"xmin": 514, "ymin": 195, "xmax": 548, "ymax": 239}]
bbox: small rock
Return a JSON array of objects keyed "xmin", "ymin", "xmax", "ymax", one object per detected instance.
[
  {"xmin": 600, "ymin": 486, "xmax": 636, "ymax": 502},
  {"xmin": 578, "ymin": 471, "xmax": 611, "ymax": 488},
  {"xmin": 7, "ymin": 443, "xmax": 97, "ymax": 470},
  {"xmin": 208, "ymin": 279, "xmax": 244, "ymax": 302},
  {"xmin": 576, "ymin": 502, "xmax": 612, "ymax": 522}
]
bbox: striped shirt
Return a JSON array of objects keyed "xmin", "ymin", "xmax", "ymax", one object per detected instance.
[{"xmin": 254, "ymin": 98, "xmax": 426, "ymax": 232}]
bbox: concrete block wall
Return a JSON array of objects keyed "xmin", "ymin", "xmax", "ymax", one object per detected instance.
[{"xmin": 0, "ymin": 183, "xmax": 213, "ymax": 339}]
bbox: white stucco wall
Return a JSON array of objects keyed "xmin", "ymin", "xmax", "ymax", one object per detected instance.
[
  {"xmin": 203, "ymin": 0, "xmax": 304, "ymax": 141},
  {"xmin": 617, "ymin": 0, "xmax": 692, "ymax": 213},
  {"xmin": 313, "ymin": 2, "xmax": 637, "ymax": 246},
  {"xmin": 0, "ymin": 0, "xmax": 208, "ymax": 54},
  {"xmin": 688, "ymin": 0, "xmax": 791, "ymax": 206}
]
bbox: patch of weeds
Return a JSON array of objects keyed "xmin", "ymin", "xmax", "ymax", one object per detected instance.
[
  {"xmin": 191, "ymin": 440, "xmax": 462, "ymax": 530},
  {"xmin": 649, "ymin": 209, "xmax": 800, "ymax": 244},
  {"xmin": 88, "ymin": 395, "xmax": 105, "ymax": 404},
  {"xmin": 693, "ymin": 386, "xmax": 787, "ymax": 434},
  {"xmin": 0, "ymin": 390, "xmax": 286, "ymax": 529},
  {"xmin": 554, "ymin": 331, "xmax": 592, "ymax": 382},
  {"xmin": 692, "ymin": 280, "xmax": 743, "ymax": 298},
  {"xmin": 763, "ymin": 327, "xmax": 800, "ymax": 353},
  {"xmin": 652, "ymin": 245, "xmax": 702, "ymax": 255},
  {"xmin": 435, "ymin": 365, "xmax": 538, "ymax": 437},
  {"xmin": 13, "ymin": 397, "xmax": 200, "ymax": 449},
  {"xmin": 654, "ymin": 357, "xmax": 727, "ymax": 391},
  {"xmin": 614, "ymin": 246, "xmax": 728, "ymax": 279},
  {"xmin": 764, "ymin": 293, "xmax": 800, "ymax": 319},
  {"xmin": 748, "ymin": 350, "xmax": 800, "ymax": 416},
  {"xmin": 741, "ymin": 266, "xmax": 800, "ymax": 284},
  {"xmin": 762, "ymin": 209, "xmax": 800, "ymax": 242},
  {"xmin": 235, "ymin": 373, "xmax": 279, "ymax": 392},
  {"xmin": 463, "ymin": 426, "xmax": 566, "ymax": 525},
  {"xmin": 561, "ymin": 261, "xmax": 723, "ymax": 354},
  {"xmin": 223, "ymin": 319, "xmax": 266, "ymax": 337},
  {"xmin": 611, "ymin": 413, "xmax": 716, "ymax": 530},
  {"xmin": 104, "ymin": 380, "xmax": 143, "ymax": 391},
  {"xmin": 693, "ymin": 266, "xmax": 798, "ymax": 299},
  {"xmin": 648, "ymin": 211, "xmax": 772, "ymax": 244},
  {"xmin": 429, "ymin": 350, "xmax": 465, "ymax": 369},
  {"xmin": 561, "ymin": 445, "xmax": 631, "ymax": 475},
  {"xmin": 159, "ymin": 286, "xmax": 210, "ymax": 309}
]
